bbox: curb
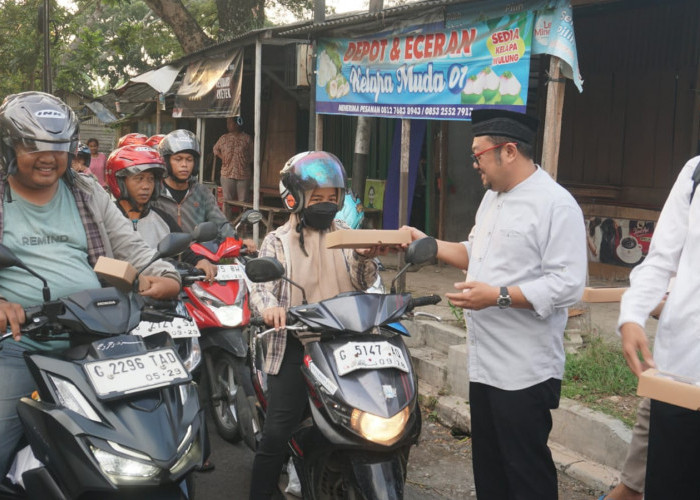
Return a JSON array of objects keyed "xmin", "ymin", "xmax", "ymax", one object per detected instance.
[{"xmin": 418, "ymin": 383, "xmax": 624, "ymax": 495}]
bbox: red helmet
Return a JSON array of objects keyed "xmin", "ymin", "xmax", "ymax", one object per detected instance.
[
  {"xmin": 117, "ymin": 133, "xmax": 148, "ymax": 148},
  {"xmin": 145, "ymin": 134, "xmax": 166, "ymax": 148},
  {"xmin": 106, "ymin": 145, "xmax": 166, "ymax": 200}
]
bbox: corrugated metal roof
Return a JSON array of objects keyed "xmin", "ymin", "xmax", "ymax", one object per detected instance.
[{"xmin": 277, "ymin": 0, "xmax": 458, "ymax": 36}]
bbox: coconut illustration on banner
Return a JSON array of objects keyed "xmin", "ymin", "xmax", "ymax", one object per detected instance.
[
  {"xmin": 479, "ymin": 67, "xmax": 501, "ymax": 104},
  {"xmin": 317, "ymin": 50, "xmax": 338, "ymax": 88},
  {"xmin": 498, "ymin": 71, "xmax": 523, "ymax": 105},
  {"xmin": 461, "ymin": 75, "xmax": 485, "ymax": 104},
  {"xmin": 317, "ymin": 45, "xmax": 349, "ymax": 100}
]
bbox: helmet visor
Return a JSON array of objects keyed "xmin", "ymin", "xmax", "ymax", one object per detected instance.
[
  {"xmin": 13, "ymin": 137, "xmax": 76, "ymax": 155},
  {"xmin": 289, "ymin": 152, "xmax": 346, "ymax": 192},
  {"xmin": 116, "ymin": 164, "xmax": 166, "ymax": 177}
]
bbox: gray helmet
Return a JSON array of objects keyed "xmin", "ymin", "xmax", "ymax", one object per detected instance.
[
  {"xmin": 0, "ymin": 92, "xmax": 79, "ymax": 180},
  {"xmin": 158, "ymin": 129, "xmax": 200, "ymax": 177}
]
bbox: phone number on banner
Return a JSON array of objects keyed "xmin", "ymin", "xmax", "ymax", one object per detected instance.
[{"xmin": 332, "ymin": 103, "xmax": 474, "ymax": 119}]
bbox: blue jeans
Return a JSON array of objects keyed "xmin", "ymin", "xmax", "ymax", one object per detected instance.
[{"xmin": 0, "ymin": 342, "xmax": 37, "ymax": 477}]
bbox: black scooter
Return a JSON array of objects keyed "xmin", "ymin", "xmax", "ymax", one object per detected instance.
[
  {"xmin": 0, "ymin": 226, "xmax": 216, "ymax": 500},
  {"xmin": 242, "ymin": 237, "xmax": 441, "ymax": 499}
]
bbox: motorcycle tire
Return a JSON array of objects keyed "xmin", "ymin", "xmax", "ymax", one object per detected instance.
[{"xmin": 209, "ymin": 353, "xmax": 244, "ymax": 443}]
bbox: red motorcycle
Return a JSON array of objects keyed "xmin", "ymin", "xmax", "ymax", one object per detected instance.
[{"xmin": 179, "ymin": 211, "xmax": 262, "ymax": 442}]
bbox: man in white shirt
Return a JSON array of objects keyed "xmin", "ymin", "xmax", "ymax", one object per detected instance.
[
  {"xmin": 618, "ymin": 156, "xmax": 700, "ymax": 499},
  {"xmin": 404, "ymin": 109, "xmax": 587, "ymax": 499}
]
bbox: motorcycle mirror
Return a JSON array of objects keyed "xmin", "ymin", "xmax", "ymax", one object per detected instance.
[
  {"xmin": 191, "ymin": 222, "xmax": 218, "ymax": 243},
  {"xmin": 240, "ymin": 210, "xmax": 263, "ymax": 225},
  {"xmin": 405, "ymin": 237, "xmax": 438, "ymax": 265},
  {"xmin": 244, "ymin": 257, "xmax": 285, "ymax": 283},
  {"xmin": 0, "ymin": 244, "xmax": 23, "ymax": 269},
  {"xmin": 133, "ymin": 233, "xmax": 193, "ymax": 292},
  {"xmin": 156, "ymin": 233, "xmax": 193, "ymax": 258},
  {"xmin": 0, "ymin": 244, "xmax": 52, "ymax": 301},
  {"xmin": 245, "ymin": 257, "xmax": 309, "ymax": 304},
  {"xmin": 390, "ymin": 237, "xmax": 437, "ymax": 294}
]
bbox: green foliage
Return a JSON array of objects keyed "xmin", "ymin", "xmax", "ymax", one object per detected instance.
[
  {"xmin": 0, "ymin": 0, "xmax": 44, "ymax": 97},
  {"xmin": 0, "ymin": 0, "xmax": 315, "ymax": 100},
  {"xmin": 448, "ymin": 300, "xmax": 465, "ymax": 328},
  {"xmin": 562, "ymin": 335, "xmax": 639, "ymax": 426}
]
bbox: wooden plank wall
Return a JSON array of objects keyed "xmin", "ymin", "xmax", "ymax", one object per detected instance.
[{"xmin": 558, "ymin": 0, "xmax": 700, "ymax": 210}]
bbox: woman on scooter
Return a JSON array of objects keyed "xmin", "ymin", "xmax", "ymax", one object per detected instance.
[
  {"xmin": 106, "ymin": 144, "xmax": 218, "ymax": 281},
  {"xmin": 248, "ymin": 151, "xmax": 384, "ymax": 499}
]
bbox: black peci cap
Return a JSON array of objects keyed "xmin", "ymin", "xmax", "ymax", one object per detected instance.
[{"xmin": 471, "ymin": 109, "xmax": 539, "ymax": 145}]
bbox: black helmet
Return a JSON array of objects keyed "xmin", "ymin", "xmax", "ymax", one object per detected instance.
[
  {"xmin": 279, "ymin": 151, "xmax": 347, "ymax": 213},
  {"xmin": 0, "ymin": 91, "xmax": 79, "ymax": 180},
  {"xmin": 158, "ymin": 129, "xmax": 200, "ymax": 177}
]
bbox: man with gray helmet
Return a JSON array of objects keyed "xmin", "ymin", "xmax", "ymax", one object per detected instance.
[
  {"xmin": 0, "ymin": 92, "xmax": 181, "ymax": 477},
  {"xmin": 152, "ymin": 128, "xmax": 256, "ymax": 249}
]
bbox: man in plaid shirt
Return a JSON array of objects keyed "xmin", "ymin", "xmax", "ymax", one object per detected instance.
[{"xmin": 213, "ymin": 117, "xmax": 253, "ymax": 218}]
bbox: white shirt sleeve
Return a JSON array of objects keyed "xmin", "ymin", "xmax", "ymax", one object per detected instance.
[
  {"xmin": 618, "ymin": 158, "xmax": 698, "ymax": 330},
  {"xmin": 519, "ymin": 204, "xmax": 588, "ymax": 318}
]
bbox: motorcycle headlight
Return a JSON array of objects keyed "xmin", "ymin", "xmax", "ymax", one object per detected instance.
[
  {"xmin": 191, "ymin": 283, "xmax": 243, "ymax": 326},
  {"xmin": 91, "ymin": 446, "xmax": 159, "ymax": 480},
  {"xmin": 191, "ymin": 282, "xmax": 226, "ymax": 308},
  {"xmin": 49, "ymin": 375, "xmax": 101, "ymax": 422},
  {"xmin": 211, "ymin": 305, "xmax": 243, "ymax": 326},
  {"xmin": 350, "ymin": 406, "xmax": 409, "ymax": 446}
]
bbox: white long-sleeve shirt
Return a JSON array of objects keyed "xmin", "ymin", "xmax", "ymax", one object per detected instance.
[
  {"xmin": 619, "ymin": 156, "xmax": 700, "ymax": 379},
  {"xmin": 463, "ymin": 167, "xmax": 587, "ymax": 390}
]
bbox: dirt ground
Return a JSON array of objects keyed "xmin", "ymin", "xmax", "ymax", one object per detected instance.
[{"xmin": 409, "ymin": 407, "xmax": 600, "ymax": 499}]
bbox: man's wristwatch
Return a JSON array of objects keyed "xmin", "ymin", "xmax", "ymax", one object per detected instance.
[{"xmin": 497, "ymin": 286, "xmax": 512, "ymax": 309}]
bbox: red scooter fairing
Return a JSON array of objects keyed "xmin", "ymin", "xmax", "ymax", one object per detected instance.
[
  {"xmin": 183, "ymin": 281, "xmax": 250, "ymax": 329},
  {"xmin": 189, "ymin": 237, "xmax": 243, "ymax": 263}
]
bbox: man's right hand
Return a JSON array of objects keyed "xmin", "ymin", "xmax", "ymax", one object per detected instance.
[
  {"xmin": 0, "ymin": 301, "xmax": 26, "ymax": 341},
  {"xmin": 620, "ymin": 322, "xmax": 655, "ymax": 377},
  {"xmin": 262, "ymin": 306, "xmax": 286, "ymax": 330}
]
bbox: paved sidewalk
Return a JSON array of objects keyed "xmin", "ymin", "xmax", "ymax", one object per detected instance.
[{"xmin": 378, "ymin": 257, "xmax": 650, "ymax": 496}]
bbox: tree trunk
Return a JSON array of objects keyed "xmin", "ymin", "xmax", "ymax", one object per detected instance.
[
  {"xmin": 216, "ymin": 0, "xmax": 265, "ymax": 38},
  {"xmin": 142, "ymin": 0, "xmax": 213, "ymax": 53}
]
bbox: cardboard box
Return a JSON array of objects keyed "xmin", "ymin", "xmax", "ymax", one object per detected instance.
[
  {"xmin": 94, "ymin": 256, "xmax": 138, "ymax": 292},
  {"xmin": 326, "ymin": 229, "xmax": 412, "ymax": 249},
  {"xmin": 581, "ymin": 287, "xmax": 628, "ymax": 303},
  {"xmin": 637, "ymin": 369, "xmax": 700, "ymax": 411}
]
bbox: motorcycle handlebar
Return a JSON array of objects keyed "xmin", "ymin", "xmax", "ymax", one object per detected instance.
[
  {"xmin": 248, "ymin": 313, "xmax": 295, "ymax": 328},
  {"xmin": 407, "ymin": 295, "xmax": 442, "ymax": 311}
]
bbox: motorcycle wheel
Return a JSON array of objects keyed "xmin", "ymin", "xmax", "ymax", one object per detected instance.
[
  {"xmin": 307, "ymin": 456, "xmax": 361, "ymax": 500},
  {"xmin": 209, "ymin": 353, "xmax": 243, "ymax": 443}
]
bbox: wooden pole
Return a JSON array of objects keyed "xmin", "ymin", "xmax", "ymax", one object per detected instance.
[
  {"xmin": 253, "ymin": 39, "xmax": 262, "ymax": 243},
  {"xmin": 541, "ymin": 56, "xmax": 566, "ymax": 180},
  {"xmin": 315, "ymin": 114, "xmax": 323, "ymax": 150},
  {"xmin": 397, "ymin": 119, "xmax": 411, "ymax": 292}
]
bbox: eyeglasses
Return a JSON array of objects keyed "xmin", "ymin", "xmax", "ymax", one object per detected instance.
[{"xmin": 470, "ymin": 142, "xmax": 515, "ymax": 165}]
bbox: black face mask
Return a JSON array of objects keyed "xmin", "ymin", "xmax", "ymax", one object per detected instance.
[{"xmin": 302, "ymin": 202, "xmax": 338, "ymax": 230}]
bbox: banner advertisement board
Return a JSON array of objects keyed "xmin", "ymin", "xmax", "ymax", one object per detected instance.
[
  {"xmin": 173, "ymin": 49, "xmax": 243, "ymax": 118},
  {"xmin": 316, "ymin": 11, "xmax": 534, "ymax": 120},
  {"xmin": 316, "ymin": 0, "xmax": 581, "ymax": 120}
]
